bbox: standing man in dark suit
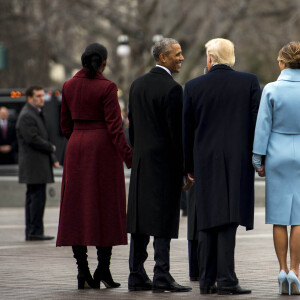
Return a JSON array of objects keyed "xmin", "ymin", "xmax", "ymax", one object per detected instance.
[
  {"xmin": 127, "ymin": 38, "xmax": 191, "ymax": 293},
  {"xmin": 183, "ymin": 38, "xmax": 261, "ymax": 295},
  {"xmin": 16, "ymin": 86, "xmax": 59, "ymax": 241},
  {"xmin": 0, "ymin": 106, "xmax": 17, "ymax": 164}
]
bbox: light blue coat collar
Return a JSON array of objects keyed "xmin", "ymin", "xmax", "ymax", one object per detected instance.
[{"xmin": 277, "ymin": 68, "xmax": 300, "ymax": 82}]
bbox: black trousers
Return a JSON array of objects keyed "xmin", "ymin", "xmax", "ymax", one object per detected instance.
[
  {"xmin": 188, "ymin": 240, "xmax": 199, "ymax": 278},
  {"xmin": 128, "ymin": 233, "xmax": 174, "ymax": 285},
  {"xmin": 198, "ymin": 223, "xmax": 238, "ymax": 288},
  {"xmin": 25, "ymin": 184, "xmax": 46, "ymax": 238}
]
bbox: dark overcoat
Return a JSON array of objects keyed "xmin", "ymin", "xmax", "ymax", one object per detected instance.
[
  {"xmin": 126, "ymin": 67, "xmax": 183, "ymax": 238},
  {"xmin": 0, "ymin": 119, "xmax": 17, "ymax": 164},
  {"xmin": 183, "ymin": 65, "xmax": 261, "ymax": 231},
  {"xmin": 16, "ymin": 103, "xmax": 56, "ymax": 184},
  {"xmin": 56, "ymin": 68, "xmax": 132, "ymax": 247}
]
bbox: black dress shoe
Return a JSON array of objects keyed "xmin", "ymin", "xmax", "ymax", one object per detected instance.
[
  {"xmin": 152, "ymin": 281, "xmax": 192, "ymax": 293},
  {"xmin": 200, "ymin": 284, "xmax": 217, "ymax": 294},
  {"xmin": 27, "ymin": 235, "xmax": 54, "ymax": 241},
  {"xmin": 190, "ymin": 276, "xmax": 199, "ymax": 281},
  {"xmin": 128, "ymin": 280, "xmax": 152, "ymax": 291},
  {"xmin": 218, "ymin": 284, "xmax": 251, "ymax": 295}
]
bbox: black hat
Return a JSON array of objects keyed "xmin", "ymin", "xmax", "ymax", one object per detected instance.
[{"xmin": 81, "ymin": 43, "xmax": 108, "ymax": 67}]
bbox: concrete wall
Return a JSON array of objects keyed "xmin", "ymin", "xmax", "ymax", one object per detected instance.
[
  {"xmin": 0, "ymin": 176, "xmax": 264, "ymax": 207},
  {"xmin": 0, "ymin": 177, "xmax": 131, "ymax": 207}
]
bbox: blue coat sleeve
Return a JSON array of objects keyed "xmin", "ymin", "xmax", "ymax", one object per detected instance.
[{"xmin": 253, "ymin": 85, "xmax": 273, "ymax": 155}]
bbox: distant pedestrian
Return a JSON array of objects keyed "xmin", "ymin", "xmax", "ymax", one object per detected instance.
[
  {"xmin": 0, "ymin": 106, "xmax": 17, "ymax": 164},
  {"xmin": 56, "ymin": 43, "xmax": 132, "ymax": 290},
  {"xmin": 253, "ymin": 41, "xmax": 300, "ymax": 295},
  {"xmin": 183, "ymin": 38, "xmax": 260, "ymax": 295},
  {"xmin": 16, "ymin": 86, "xmax": 59, "ymax": 241}
]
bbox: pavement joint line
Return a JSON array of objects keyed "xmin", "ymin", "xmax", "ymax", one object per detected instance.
[
  {"xmin": 0, "ymin": 234, "xmax": 273, "ymax": 250},
  {"xmin": 0, "ymin": 176, "xmax": 63, "ymax": 182},
  {"xmin": 0, "ymin": 176, "xmax": 130, "ymax": 184},
  {"xmin": 0, "ymin": 224, "xmax": 58, "ymax": 229},
  {"xmin": 0, "ymin": 243, "xmax": 56, "ymax": 250}
]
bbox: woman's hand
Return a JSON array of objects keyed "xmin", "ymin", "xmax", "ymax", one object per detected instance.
[{"xmin": 257, "ymin": 164, "xmax": 265, "ymax": 177}]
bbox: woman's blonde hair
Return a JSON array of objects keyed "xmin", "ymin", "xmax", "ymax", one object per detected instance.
[
  {"xmin": 205, "ymin": 38, "xmax": 235, "ymax": 67},
  {"xmin": 277, "ymin": 41, "xmax": 300, "ymax": 69}
]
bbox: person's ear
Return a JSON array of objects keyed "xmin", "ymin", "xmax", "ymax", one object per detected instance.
[{"xmin": 159, "ymin": 53, "xmax": 167, "ymax": 63}]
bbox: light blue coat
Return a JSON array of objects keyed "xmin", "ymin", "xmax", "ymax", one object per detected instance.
[{"xmin": 253, "ymin": 68, "xmax": 300, "ymax": 225}]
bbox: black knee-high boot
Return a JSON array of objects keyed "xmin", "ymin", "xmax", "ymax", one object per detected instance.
[
  {"xmin": 72, "ymin": 246, "xmax": 96, "ymax": 289},
  {"xmin": 93, "ymin": 246, "xmax": 120, "ymax": 288}
]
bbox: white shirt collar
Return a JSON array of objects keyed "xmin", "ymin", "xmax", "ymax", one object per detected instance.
[{"xmin": 155, "ymin": 65, "xmax": 172, "ymax": 76}]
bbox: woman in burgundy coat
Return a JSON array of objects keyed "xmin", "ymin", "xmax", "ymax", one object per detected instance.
[{"xmin": 56, "ymin": 43, "xmax": 132, "ymax": 289}]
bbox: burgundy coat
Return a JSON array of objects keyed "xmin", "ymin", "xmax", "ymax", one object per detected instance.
[{"xmin": 56, "ymin": 68, "xmax": 132, "ymax": 247}]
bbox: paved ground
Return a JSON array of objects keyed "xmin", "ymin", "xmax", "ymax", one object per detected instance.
[{"xmin": 0, "ymin": 207, "xmax": 288, "ymax": 300}]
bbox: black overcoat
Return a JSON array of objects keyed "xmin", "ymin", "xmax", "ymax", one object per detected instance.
[
  {"xmin": 16, "ymin": 103, "xmax": 56, "ymax": 184},
  {"xmin": 126, "ymin": 67, "xmax": 183, "ymax": 238},
  {"xmin": 183, "ymin": 65, "xmax": 261, "ymax": 231}
]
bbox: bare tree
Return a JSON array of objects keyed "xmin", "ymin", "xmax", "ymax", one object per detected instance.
[{"xmin": 0, "ymin": 0, "xmax": 299, "ymax": 107}]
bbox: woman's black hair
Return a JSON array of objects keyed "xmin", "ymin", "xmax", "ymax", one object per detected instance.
[{"xmin": 81, "ymin": 43, "xmax": 108, "ymax": 78}]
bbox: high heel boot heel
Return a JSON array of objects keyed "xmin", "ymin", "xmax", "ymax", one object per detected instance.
[
  {"xmin": 94, "ymin": 268, "xmax": 120, "ymax": 288},
  {"xmin": 72, "ymin": 246, "xmax": 96, "ymax": 289},
  {"xmin": 77, "ymin": 267, "xmax": 96, "ymax": 289},
  {"xmin": 287, "ymin": 270, "xmax": 300, "ymax": 295},
  {"xmin": 278, "ymin": 270, "xmax": 288, "ymax": 295},
  {"xmin": 94, "ymin": 246, "xmax": 120, "ymax": 288}
]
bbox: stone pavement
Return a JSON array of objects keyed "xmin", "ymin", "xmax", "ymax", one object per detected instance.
[{"xmin": 0, "ymin": 207, "xmax": 287, "ymax": 300}]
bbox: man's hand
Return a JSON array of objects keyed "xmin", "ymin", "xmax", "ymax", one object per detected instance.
[
  {"xmin": 53, "ymin": 161, "xmax": 60, "ymax": 168},
  {"xmin": 0, "ymin": 145, "xmax": 12, "ymax": 153},
  {"xmin": 183, "ymin": 175, "xmax": 194, "ymax": 191},
  {"xmin": 187, "ymin": 172, "xmax": 195, "ymax": 183},
  {"xmin": 257, "ymin": 165, "xmax": 265, "ymax": 177}
]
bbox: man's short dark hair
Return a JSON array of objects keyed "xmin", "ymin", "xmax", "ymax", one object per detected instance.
[
  {"xmin": 152, "ymin": 38, "xmax": 179, "ymax": 61},
  {"xmin": 26, "ymin": 86, "xmax": 43, "ymax": 99}
]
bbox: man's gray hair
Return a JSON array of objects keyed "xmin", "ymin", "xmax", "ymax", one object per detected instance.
[{"xmin": 152, "ymin": 38, "xmax": 179, "ymax": 61}]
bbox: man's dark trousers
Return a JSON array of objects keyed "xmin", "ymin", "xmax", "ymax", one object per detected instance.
[
  {"xmin": 188, "ymin": 240, "xmax": 199, "ymax": 278},
  {"xmin": 25, "ymin": 184, "xmax": 46, "ymax": 238},
  {"xmin": 129, "ymin": 233, "xmax": 174, "ymax": 285},
  {"xmin": 198, "ymin": 223, "xmax": 239, "ymax": 288}
]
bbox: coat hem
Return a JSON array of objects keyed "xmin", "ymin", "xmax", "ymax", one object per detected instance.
[{"xmin": 56, "ymin": 241, "xmax": 128, "ymax": 247}]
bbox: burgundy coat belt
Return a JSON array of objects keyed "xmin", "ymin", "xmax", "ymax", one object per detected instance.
[{"xmin": 73, "ymin": 120, "xmax": 106, "ymax": 130}]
